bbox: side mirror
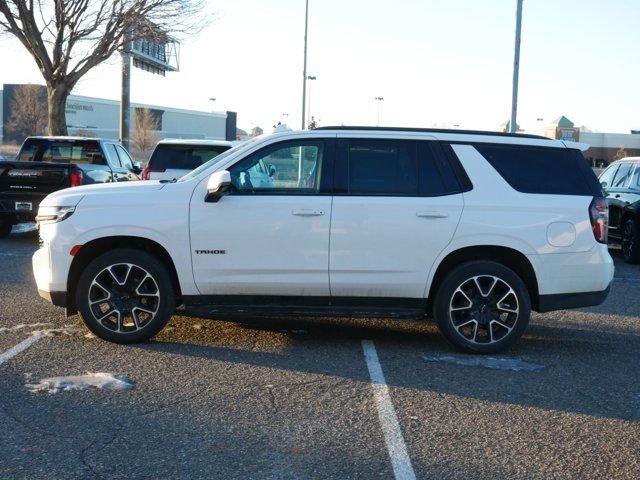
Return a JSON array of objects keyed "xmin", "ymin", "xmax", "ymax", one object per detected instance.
[
  {"xmin": 132, "ymin": 161, "xmax": 143, "ymax": 174},
  {"xmin": 268, "ymin": 164, "xmax": 276, "ymax": 177},
  {"xmin": 205, "ymin": 170, "xmax": 232, "ymax": 202}
]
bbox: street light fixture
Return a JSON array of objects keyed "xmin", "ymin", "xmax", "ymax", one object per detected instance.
[
  {"xmin": 307, "ymin": 75, "xmax": 316, "ymax": 128},
  {"xmin": 209, "ymin": 97, "xmax": 216, "ymax": 112},
  {"xmin": 374, "ymin": 96, "xmax": 384, "ymax": 127}
]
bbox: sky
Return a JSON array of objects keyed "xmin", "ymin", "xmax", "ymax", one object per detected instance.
[{"xmin": 1, "ymin": 0, "xmax": 638, "ymax": 134}]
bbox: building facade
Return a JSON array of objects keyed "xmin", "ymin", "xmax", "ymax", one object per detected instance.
[{"xmin": 1, "ymin": 84, "xmax": 237, "ymax": 143}]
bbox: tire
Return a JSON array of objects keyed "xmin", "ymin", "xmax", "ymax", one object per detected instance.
[
  {"xmin": 433, "ymin": 261, "xmax": 531, "ymax": 354},
  {"xmin": 76, "ymin": 248, "xmax": 175, "ymax": 344},
  {"xmin": 621, "ymin": 218, "xmax": 640, "ymax": 264},
  {"xmin": 0, "ymin": 220, "xmax": 12, "ymax": 238}
]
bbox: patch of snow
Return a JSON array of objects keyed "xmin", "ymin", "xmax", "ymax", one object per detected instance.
[
  {"xmin": 0, "ymin": 323, "xmax": 53, "ymax": 334},
  {"xmin": 12, "ymin": 223, "xmax": 37, "ymax": 233},
  {"xmin": 84, "ymin": 332, "xmax": 97, "ymax": 339},
  {"xmin": 28, "ymin": 326, "xmax": 81, "ymax": 339},
  {"xmin": 26, "ymin": 372, "xmax": 134, "ymax": 394},
  {"xmin": 421, "ymin": 354, "xmax": 545, "ymax": 372}
]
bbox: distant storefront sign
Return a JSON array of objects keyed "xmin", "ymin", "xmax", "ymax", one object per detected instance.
[{"xmin": 555, "ymin": 127, "xmax": 580, "ymax": 142}]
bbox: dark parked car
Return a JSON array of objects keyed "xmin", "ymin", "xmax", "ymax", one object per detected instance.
[
  {"xmin": 0, "ymin": 136, "xmax": 141, "ymax": 237},
  {"xmin": 598, "ymin": 157, "xmax": 640, "ymax": 263}
]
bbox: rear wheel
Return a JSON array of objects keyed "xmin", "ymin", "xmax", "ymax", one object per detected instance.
[
  {"xmin": 434, "ymin": 261, "xmax": 531, "ymax": 354},
  {"xmin": 621, "ymin": 218, "xmax": 640, "ymax": 264},
  {"xmin": 0, "ymin": 220, "xmax": 12, "ymax": 238},
  {"xmin": 76, "ymin": 248, "xmax": 175, "ymax": 343}
]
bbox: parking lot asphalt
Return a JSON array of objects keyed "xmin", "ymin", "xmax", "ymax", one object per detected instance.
[{"xmin": 0, "ymin": 225, "xmax": 639, "ymax": 479}]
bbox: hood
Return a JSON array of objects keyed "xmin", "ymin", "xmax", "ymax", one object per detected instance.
[{"xmin": 40, "ymin": 181, "xmax": 165, "ymax": 208}]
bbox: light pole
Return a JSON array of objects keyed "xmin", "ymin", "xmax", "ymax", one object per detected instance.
[
  {"xmin": 306, "ymin": 75, "xmax": 316, "ymax": 128},
  {"xmin": 510, "ymin": 0, "xmax": 524, "ymax": 133},
  {"xmin": 374, "ymin": 96, "xmax": 384, "ymax": 127},
  {"xmin": 301, "ymin": 0, "xmax": 310, "ymax": 130},
  {"xmin": 209, "ymin": 97, "xmax": 216, "ymax": 112}
]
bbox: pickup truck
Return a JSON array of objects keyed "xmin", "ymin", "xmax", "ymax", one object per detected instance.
[{"xmin": 0, "ymin": 136, "xmax": 141, "ymax": 237}]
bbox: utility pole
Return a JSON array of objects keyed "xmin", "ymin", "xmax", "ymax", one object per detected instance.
[
  {"xmin": 120, "ymin": 29, "xmax": 132, "ymax": 150},
  {"xmin": 301, "ymin": 0, "xmax": 309, "ymax": 130},
  {"xmin": 120, "ymin": 51, "xmax": 131, "ymax": 150},
  {"xmin": 509, "ymin": 0, "xmax": 523, "ymax": 134}
]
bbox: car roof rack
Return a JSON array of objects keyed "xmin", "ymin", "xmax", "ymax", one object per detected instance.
[{"xmin": 314, "ymin": 126, "xmax": 551, "ymax": 140}]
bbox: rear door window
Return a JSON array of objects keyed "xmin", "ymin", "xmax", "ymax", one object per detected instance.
[
  {"xmin": 148, "ymin": 144, "xmax": 231, "ymax": 170},
  {"xmin": 474, "ymin": 144, "xmax": 600, "ymax": 196},
  {"xmin": 346, "ymin": 140, "xmax": 419, "ymax": 195}
]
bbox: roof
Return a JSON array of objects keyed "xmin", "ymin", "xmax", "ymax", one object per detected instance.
[
  {"xmin": 25, "ymin": 136, "xmax": 111, "ymax": 142},
  {"xmin": 315, "ymin": 126, "xmax": 550, "ymax": 140},
  {"xmin": 157, "ymin": 138, "xmax": 234, "ymax": 146},
  {"xmin": 549, "ymin": 116, "xmax": 575, "ymax": 128}
]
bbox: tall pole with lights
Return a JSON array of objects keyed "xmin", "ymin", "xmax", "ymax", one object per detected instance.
[
  {"xmin": 375, "ymin": 96, "xmax": 384, "ymax": 127},
  {"xmin": 301, "ymin": 0, "xmax": 310, "ymax": 130}
]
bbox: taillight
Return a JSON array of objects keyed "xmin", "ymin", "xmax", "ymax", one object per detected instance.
[
  {"xmin": 589, "ymin": 197, "xmax": 608, "ymax": 244},
  {"xmin": 141, "ymin": 167, "xmax": 165, "ymax": 180},
  {"xmin": 70, "ymin": 169, "xmax": 83, "ymax": 187}
]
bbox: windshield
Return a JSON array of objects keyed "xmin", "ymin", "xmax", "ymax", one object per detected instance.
[{"xmin": 178, "ymin": 137, "xmax": 262, "ymax": 183}]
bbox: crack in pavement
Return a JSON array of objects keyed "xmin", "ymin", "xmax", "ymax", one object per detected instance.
[{"xmin": 79, "ymin": 426, "xmax": 122, "ymax": 480}]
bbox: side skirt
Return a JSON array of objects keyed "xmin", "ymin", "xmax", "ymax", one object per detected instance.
[{"xmin": 179, "ymin": 295, "xmax": 428, "ymax": 320}]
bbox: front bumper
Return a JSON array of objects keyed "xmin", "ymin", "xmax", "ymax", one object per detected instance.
[{"xmin": 37, "ymin": 289, "xmax": 67, "ymax": 308}]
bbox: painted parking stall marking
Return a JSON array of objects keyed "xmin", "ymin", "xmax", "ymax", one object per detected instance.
[{"xmin": 361, "ymin": 339, "xmax": 416, "ymax": 480}]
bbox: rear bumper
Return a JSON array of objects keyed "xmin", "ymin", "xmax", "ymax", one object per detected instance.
[{"xmin": 536, "ymin": 284, "xmax": 611, "ymax": 313}]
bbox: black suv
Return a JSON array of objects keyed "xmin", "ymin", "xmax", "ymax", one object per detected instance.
[{"xmin": 599, "ymin": 158, "xmax": 640, "ymax": 263}]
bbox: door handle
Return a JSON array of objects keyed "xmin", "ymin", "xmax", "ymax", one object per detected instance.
[
  {"xmin": 615, "ymin": 194, "xmax": 621, "ymax": 198},
  {"xmin": 292, "ymin": 209, "xmax": 324, "ymax": 216},
  {"xmin": 416, "ymin": 211, "xmax": 449, "ymax": 218}
]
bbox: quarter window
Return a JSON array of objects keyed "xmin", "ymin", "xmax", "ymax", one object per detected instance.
[
  {"xmin": 475, "ymin": 144, "xmax": 598, "ymax": 196},
  {"xmin": 230, "ymin": 141, "xmax": 324, "ymax": 193}
]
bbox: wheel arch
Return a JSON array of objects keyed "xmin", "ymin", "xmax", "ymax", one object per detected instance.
[
  {"xmin": 66, "ymin": 236, "xmax": 182, "ymax": 314},
  {"xmin": 426, "ymin": 245, "xmax": 539, "ymax": 315}
]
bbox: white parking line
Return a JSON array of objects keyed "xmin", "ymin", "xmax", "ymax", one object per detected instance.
[
  {"xmin": 361, "ymin": 340, "xmax": 416, "ymax": 480},
  {"xmin": 0, "ymin": 335, "xmax": 44, "ymax": 366}
]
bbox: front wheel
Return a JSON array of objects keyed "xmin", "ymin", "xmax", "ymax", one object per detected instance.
[
  {"xmin": 433, "ymin": 261, "xmax": 531, "ymax": 354},
  {"xmin": 622, "ymin": 218, "xmax": 640, "ymax": 264},
  {"xmin": 76, "ymin": 248, "xmax": 175, "ymax": 343}
]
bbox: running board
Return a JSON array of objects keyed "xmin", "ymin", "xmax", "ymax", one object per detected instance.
[{"xmin": 179, "ymin": 295, "xmax": 428, "ymax": 320}]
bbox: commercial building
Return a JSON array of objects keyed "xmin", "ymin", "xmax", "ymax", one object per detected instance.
[
  {"xmin": 0, "ymin": 83, "xmax": 237, "ymax": 144},
  {"xmin": 543, "ymin": 116, "xmax": 640, "ymax": 165}
]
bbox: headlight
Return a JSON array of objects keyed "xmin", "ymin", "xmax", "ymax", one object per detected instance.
[{"xmin": 35, "ymin": 206, "xmax": 76, "ymax": 225}]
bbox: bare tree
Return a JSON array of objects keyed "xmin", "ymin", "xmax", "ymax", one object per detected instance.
[
  {"xmin": 131, "ymin": 108, "xmax": 158, "ymax": 161},
  {"xmin": 308, "ymin": 116, "xmax": 318, "ymax": 130},
  {"xmin": 5, "ymin": 84, "xmax": 47, "ymax": 141},
  {"xmin": 0, "ymin": 0, "xmax": 204, "ymax": 135},
  {"xmin": 613, "ymin": 147, "xmax": 629, "ymax": 161}
]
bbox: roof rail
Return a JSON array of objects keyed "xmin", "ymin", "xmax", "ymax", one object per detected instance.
[{"xmin": 314, "ymin": 126, "xmax": 551, "ymax": 140}]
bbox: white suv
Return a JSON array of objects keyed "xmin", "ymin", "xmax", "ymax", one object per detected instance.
[{"xmin": 33, "ymin": 127, "xmax": 614, "ymax": 353}]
